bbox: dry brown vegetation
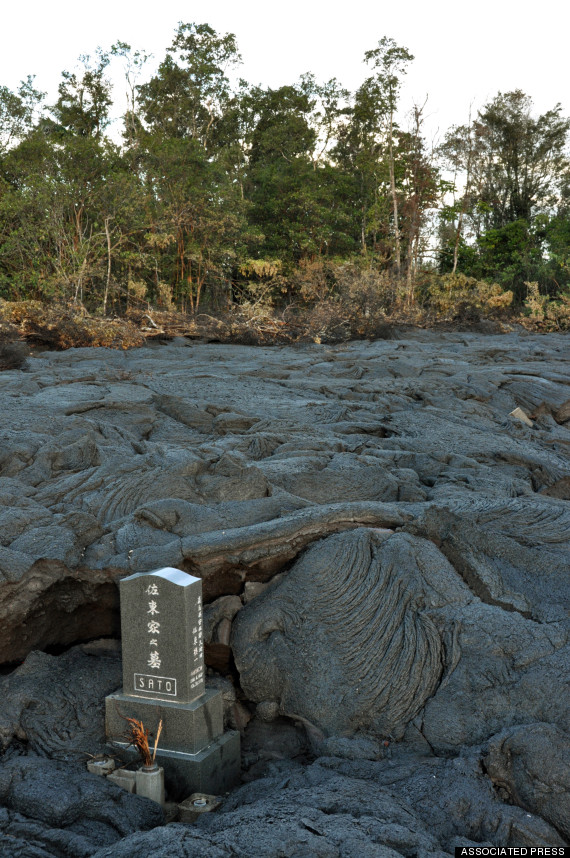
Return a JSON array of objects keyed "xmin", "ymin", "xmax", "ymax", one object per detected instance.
[
  {"xmin": 0, "ymin": 301, "xmax": 144, "ymax": 351},
  {"xmin": 522, "ymin": 281, "xmax": 570, "ymax": 332},
  {"xmin": 121, "ymin": 716, "xmax": 163, "ymax": 768},
  {"xmin": 0, "ymin": 267, "xmax": 566, "ymax": 358}
]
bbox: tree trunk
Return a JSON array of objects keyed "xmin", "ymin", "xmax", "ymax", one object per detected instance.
[
  {"xmin": 406, "ymin": 238, "xmax": 414, "ymax": 302},
  {"xmin": 388, "ymin": 104, "xmax": 401, "ymax": 275},
  {"xmin": 195, "ymin": 258, "xmax": 203, "ymax": 312},
  {"xmin": 451, "ymin": 210, "xmax": 464, "ymax": 275},
  {"xmin": 360, "ymin": 173, "xmax": 367, "ymax": 253},
  {"xmin": 103, "ymin": 216, "xmax": 112, "ymax": 315},
  {"xmin": 452, "ymin": 110, "xmax": 474, "ymax": 275}
]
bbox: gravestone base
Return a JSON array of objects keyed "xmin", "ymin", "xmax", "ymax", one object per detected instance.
[
  {"xmin": 109, "ymin": 731, "xmax": 240, "ymax": 802},
  {"xmin": 105, "ymin": 687, "xmax": 223, "ymax": 754}
]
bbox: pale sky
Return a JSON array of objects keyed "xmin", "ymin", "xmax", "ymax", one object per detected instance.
[{"xmin": 2, "ymin": 0, "xmax": 567, "ymax": 145}]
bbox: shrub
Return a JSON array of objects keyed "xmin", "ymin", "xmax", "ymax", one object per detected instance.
[
  {"xmin": 0, "ymin": 300, "xmax": 144, "ymax": 349},
  {"xmin": 524, "ymin": 281, "xmax": 570, "ymax": 330},
  {"xmin": 419, "ymin": 272, "xmax": 513, "ymax": 320}
]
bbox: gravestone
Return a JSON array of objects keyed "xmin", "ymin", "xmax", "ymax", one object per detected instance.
[
  {"xmin": 119, "ymin": 567, "xmax": 205, "ymax": 703},
  {"xmin": 105, "ymin": 568, "xmax": 240, "ymax": 800}
]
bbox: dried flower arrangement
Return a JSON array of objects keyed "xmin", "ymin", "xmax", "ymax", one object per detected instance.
[{"xmin": 122, "ymin": 717, "xmax": 163, "ymax": 768}]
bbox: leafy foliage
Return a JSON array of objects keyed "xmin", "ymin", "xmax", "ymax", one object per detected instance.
[
  {"xmin": 0, "ymin": 23, "xmax": 569, "ymax": 321},
  {"xmin": 524, "ymin": 281, "xmax": 570, "ymax": 330},
  {"xmin": 418, "ymin": 272, "xmax": 513, "ymax": 319}
]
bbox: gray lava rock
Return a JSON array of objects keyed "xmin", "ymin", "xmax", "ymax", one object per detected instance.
[
  {"xmin": 90, "ymin": 764, "xmax": 444, "ymax": 858},
  {"xmin": 0, "ymin": 330, "xmax": 569, "ymax": 854},
  {"xmin": 0, "ymin": 756, "xmax": 164, "ymax": 857},
  {"xmin": 314, "ymin": 750, "xmax": 566, "ymax": 847},
  {"xmin": 88, "ymin": 750, "xmax": 567, "ymax": 857},
  {"xmin": 232, "ymin": 527, "xmax": 570, "ymax": 749},
  {"xmin": 484, "ymin": 723, "xmax": 570, "ymax": 840},
  {"xmin": 0, "ymin": 643, "xmax": 121, "ymax": 757},
  {"xmin": 1, "ymin": 331, "xmax": 568, "ymax": 663}
]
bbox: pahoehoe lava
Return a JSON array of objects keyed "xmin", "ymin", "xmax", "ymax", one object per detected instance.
[{"xmin": 0, "ymin": 329, "xmax": 569, "ymax": 855}]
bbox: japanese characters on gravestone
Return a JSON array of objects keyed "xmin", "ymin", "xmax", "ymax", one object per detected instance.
[{"xmin": 120, "ymin": 567, "xmax": 205, "ymax": 703}]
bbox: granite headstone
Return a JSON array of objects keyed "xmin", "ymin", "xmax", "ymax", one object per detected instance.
[
  {"xmin": 119, "ymin": 567, "xmax": 205, "ymax": 703},
  {"xmin": 105, "ymin": 567, "xmax": 240, "ymax": 800}
]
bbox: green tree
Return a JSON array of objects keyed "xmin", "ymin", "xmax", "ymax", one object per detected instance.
[
  {"xmin": 245, "ymin": 82, "xmax": 355, "ymax": 264},
  {"xmin": 334, "ymin": 68, "xmax": 391, "ymax": 254},
  {"xmin": 438, "ymin": 108, "xmax": 484, "ymax": 274},
  {"xmin": 0, "ymin": 77, "xmax": 44, "ymax": 155},
  {"xmin": 138, "ymin": 22, "xmax": 240, "ymax": 149},
  {"xmin": 439, "ymin": 92, "xmax": 570, "ymax": 299},
  {"xmin": 398, "ymin": 103, "xmax": 443, "ymax": 301},
  {"xmin": 362, "ymin": 38, "xmax": 414, "ymax": 273},
  {"xmin": 0, "ymin": 131, "xmax": 127, "ymax": 303},
  {"xmin": 110, "ymin": 41, "xmax": 151, "ymax": 148},
  {"xmin": 49, "ymin": 50, "xmax": 113, "ymax": 139},
  {"xmin": 127, "ymin": 23, "xmax": 252, "ymax": 309},
  {"xmin": 544, "ymin": 211, "xmax": 570, "ymax": 290},
  {"xmin": 333, "ymin": 37, "xmax": 414, "ymax": 270},
  {"xmin": 474, "ymin": 91, "xmax": 570, "ymax": 230},
  {"xmin": 138, "ymin": 133, "xmax": 250, "ymax": 311}
]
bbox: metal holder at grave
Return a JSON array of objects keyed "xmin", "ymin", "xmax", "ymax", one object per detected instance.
[{"xmin": 105, "ymin": 567, "xmax": 240, "ymax": 801}]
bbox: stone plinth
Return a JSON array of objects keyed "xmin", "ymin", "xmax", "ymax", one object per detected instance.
[
  {"xmin": 107, "ymin": 769, "xmax": 136, "ymax": 793},
  {"xmin": 112, "ymin": 731, "xmax": 241, "ymax": 802},
  {"xmin": 177, "ymin": 793, "xmax": 222, "ymax": 823},
  {"xmin": 135, "ymin": 765, "xmax": 165, "ymax": 806},
  {"xmin": 105, "ymin": 687, "xmax": 223, "ymax": 755}
]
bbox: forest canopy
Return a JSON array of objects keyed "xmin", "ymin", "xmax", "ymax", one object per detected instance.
[{"xmin": 1, "ymin": 22, "xmax": 569, "ymax": 323}]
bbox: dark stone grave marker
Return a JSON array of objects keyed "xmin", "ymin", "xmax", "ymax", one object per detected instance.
[
  {"xmin": 119, "ymin": 567, "xmax": 205, "ymax": 703},
  {"xmin": 105, "ymin": 567, "xmax": 240, "ymax": 800}
]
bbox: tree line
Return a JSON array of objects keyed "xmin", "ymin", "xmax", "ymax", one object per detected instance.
[{"xmin": 1, "ymin": 23, "xmax": 569, "ymax": 315}]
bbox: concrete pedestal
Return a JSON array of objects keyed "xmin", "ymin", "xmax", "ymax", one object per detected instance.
[
  {"xmin": 87, "ymin": 757, "xmax": 115, "ymax": 776},
  {"xmin": 135, "ymin": 765, "xmax": 165, "ymax": 806},
  {"xmin": 178, "ymin": 793, "xmax": 222, "ymax": 824},
  {"xmin": 107, "ymin": 769, "xmax": 136, "ymax": 793},
  {"xmin": 105, "ymin": 687, "xmax": 223, "ymax": 754},
  {"xmin": 110, "ymin": 731, "xmax": 240, "ymax": 802}
]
